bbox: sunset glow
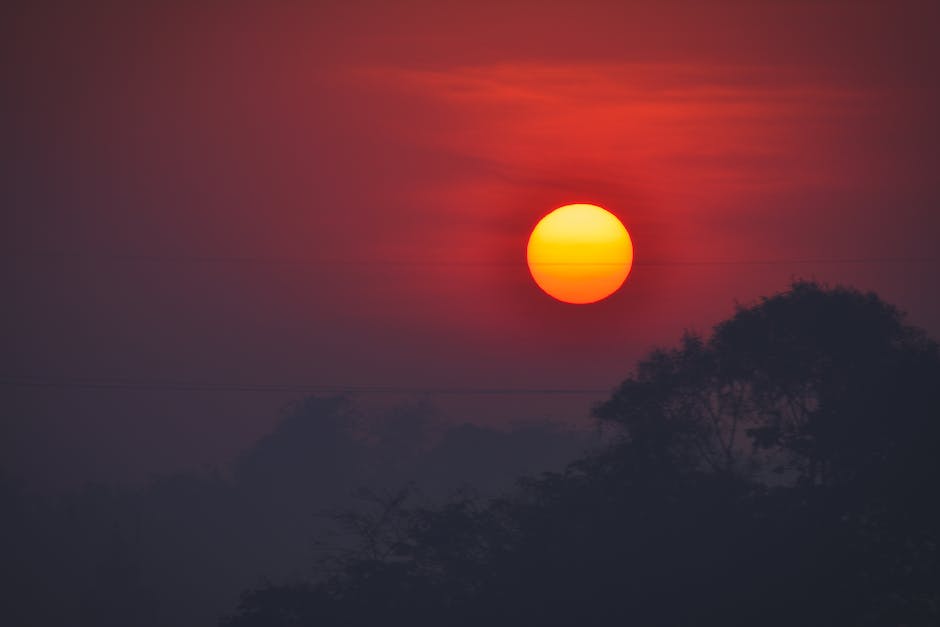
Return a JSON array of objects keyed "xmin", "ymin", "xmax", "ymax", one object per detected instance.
[{"xmin": 526, "ymin": 204, "xmax": 634, "ymax": 304}]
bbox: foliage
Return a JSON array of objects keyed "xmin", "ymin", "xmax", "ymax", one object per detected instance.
[{"xmin": 223, "ymin": 281, "xmax": 940, "ymax": 626}]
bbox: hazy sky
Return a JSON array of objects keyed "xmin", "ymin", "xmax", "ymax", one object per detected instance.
[{"xmin": 3, "ymin": 0, "xmax": 939, "ymax": 488}]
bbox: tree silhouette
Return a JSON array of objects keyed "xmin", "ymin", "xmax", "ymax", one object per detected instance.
[
  {"xmin": 222, "ymin": 281, "xmax": 940, "ymax": 626},
  {"xmin": 596, "ymin": 280, "xmax": 940, "ymax": 487}
]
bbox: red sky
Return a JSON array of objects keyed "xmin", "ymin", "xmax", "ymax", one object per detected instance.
[{"xmin": 3, "ymin": 0, "xmax": 939, "ymax": 487}]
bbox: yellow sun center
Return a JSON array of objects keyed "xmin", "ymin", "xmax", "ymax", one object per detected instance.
[{"xmin": 526, "ymin": 203, "xmax": 634, "ymax": 304}]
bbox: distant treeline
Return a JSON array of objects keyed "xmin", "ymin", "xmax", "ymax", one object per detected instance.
[{"xmin": 2, "ymin": 400, "xmax": 593, "ymax": 626}]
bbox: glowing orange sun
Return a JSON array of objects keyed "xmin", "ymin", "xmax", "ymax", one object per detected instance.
[{"xmin": 526, "ymin": 203, "xmax": 634, "ymax": 304}]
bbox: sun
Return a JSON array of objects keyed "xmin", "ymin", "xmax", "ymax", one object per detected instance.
[{"xmin": 526, "ymin": 203, "xmax": 634, "ymax": 304}]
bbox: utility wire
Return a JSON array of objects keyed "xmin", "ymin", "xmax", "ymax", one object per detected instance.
[
  {"xmin": 3, "ymin": 251, "xmax": 935, "ymax": 395},
  {"xmin": 3, "ymin": 252, "xmax": 938, "ymax": 267},
  {"xmin": 0, "ymin": 374, "xmax": 610, "ymax": 395}
]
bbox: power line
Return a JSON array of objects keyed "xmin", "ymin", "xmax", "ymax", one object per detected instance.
[
  {"xmin": 3, "ymin": 252, "xmax": 938, "ymax": 267},
  {"xmin": 0, "ymin": 374, "xmax": 610, "ymax": 396},
  {"xmin": 637, "ymin": 257, "xmax": 939, "ymax": 267},
  {"xmin": 3, "ymin": 252, "xmax": 934, "ymax": 396}
]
